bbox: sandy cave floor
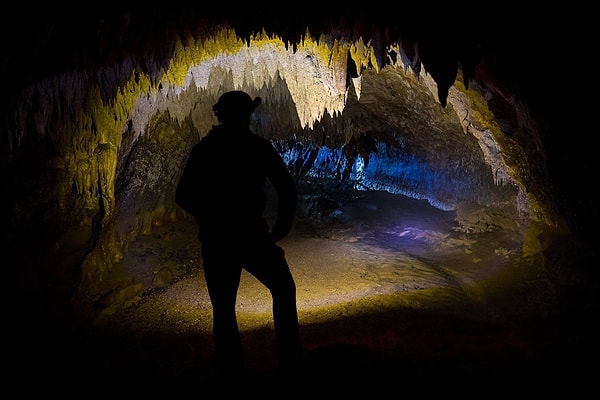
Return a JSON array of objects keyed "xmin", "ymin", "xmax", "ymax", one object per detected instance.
[{"xmin": 14, "ymin": 186, "xmax": 599, "ymax": 396}]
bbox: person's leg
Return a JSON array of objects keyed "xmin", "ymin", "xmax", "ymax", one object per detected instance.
[
  {"xmin": 202, "ymin": 242, "xmax": 245, "ymax": 373},
  {"xmin": 244, "ymin": 241, "xmax": 303, "ymax": 369}
]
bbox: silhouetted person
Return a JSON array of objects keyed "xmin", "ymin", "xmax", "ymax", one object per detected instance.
[{"xmin": 175, "ymin": 90, "xmax": 303, "ymax": 380}]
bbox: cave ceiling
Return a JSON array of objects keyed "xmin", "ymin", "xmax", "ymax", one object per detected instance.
[{"xmin": 2, "ymin": 4, "xmax": 549, "ymax": 110}]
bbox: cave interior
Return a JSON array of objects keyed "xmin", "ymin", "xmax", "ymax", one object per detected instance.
[{"xmin": 2, "ymin": 5, "xmax": 597, "ymax": 394}]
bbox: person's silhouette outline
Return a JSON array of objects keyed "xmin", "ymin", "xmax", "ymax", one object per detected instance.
[{"xmin": 176, "ymin": 90, "xmax": 303, "ymax": 379}]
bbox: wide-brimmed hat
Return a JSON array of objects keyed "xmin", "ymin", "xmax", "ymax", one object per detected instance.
[{"xmin": 213, "ymin": 90, "xmax": 261, "ymax": 115}]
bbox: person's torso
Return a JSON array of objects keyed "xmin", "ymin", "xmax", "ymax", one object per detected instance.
[{"xmin": 192, "ymin": 126, "xmax": 276, "ymax": 232}]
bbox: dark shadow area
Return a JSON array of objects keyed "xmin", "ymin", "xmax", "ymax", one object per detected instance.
[{"xmin": 8, "ymin": 292, "xmax": 598, "ymax": 397}]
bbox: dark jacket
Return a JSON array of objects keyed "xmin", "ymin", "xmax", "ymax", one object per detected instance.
[{"xmin": 176, "ymin": 124, "xmax": 297, "ymax": 242}]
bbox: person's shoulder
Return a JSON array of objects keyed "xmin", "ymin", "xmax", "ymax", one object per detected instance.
[
  {"xmin": 248, "ymin": 131, "xmax": 269, "ymax": 141},
  {"xmin": 204, "ymin": 125, "xmax": 222, "ymax": 138},
  {"xmin": 195, "ymin": 126, "xmax": 222, "ymax": 145},
  {"xmin": 247, "ymin": 132, "xmax": 278, "ymax": 152},
  {"xmin": 246, "ymin": 130, "xmax": 272, "ymax": 144}
]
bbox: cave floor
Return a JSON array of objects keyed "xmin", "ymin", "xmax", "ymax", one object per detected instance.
[{"xmin": 14, "ymin": 187, "xmax": 598, "ymax": 396}]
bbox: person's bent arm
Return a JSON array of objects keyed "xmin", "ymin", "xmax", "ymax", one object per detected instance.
[{"xmin": 268, "ymin": 148, "xmax": 298, "ymax": 242}]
